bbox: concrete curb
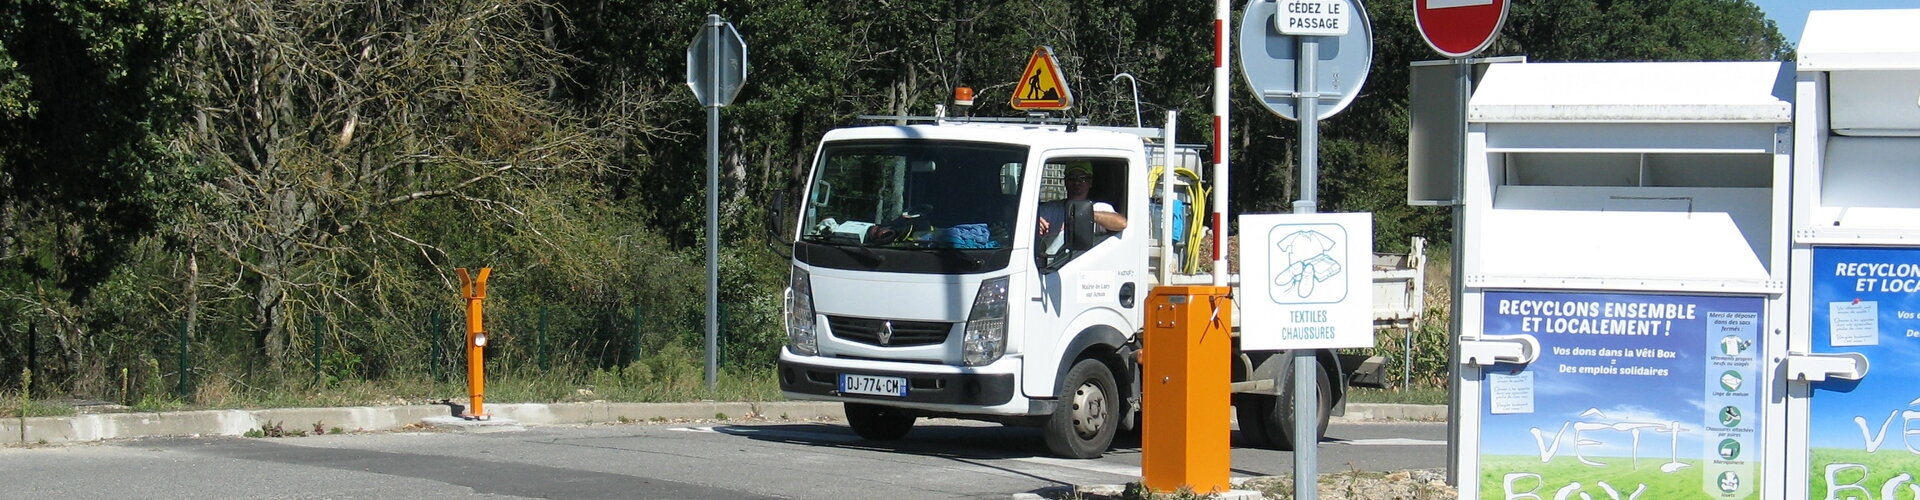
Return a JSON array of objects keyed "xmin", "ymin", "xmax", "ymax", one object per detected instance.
[
  {"xmin": 422, "ymin": 415, "xmax": 527, "ymax": 433},
  {"xmin": 0, "ymin": 401, "xmax": 847, "ymax": 445},
  {"xmin": 1, "ymin": 402, "xmax": 1438, "ymax": 445},
  {"xmin": 1336, "ymin": 402, "xmax": 1447, "ymax": 422},
  {"xmin": 481, "ymin": 401, "xmax": 847, "ymax": 425},
  {"xmin": 0, "ymin": 405, "xmax": 452, "ymax": 445}
]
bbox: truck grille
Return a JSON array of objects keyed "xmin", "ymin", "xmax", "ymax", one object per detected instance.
[{"xmin": 827, "ymin": 316, "xmax": 952, "ymax": 347}]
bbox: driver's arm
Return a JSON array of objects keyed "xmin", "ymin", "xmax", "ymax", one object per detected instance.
[{"xmin": 1092, "ymin": 211, "xmax": 1127, "ymax": 232}]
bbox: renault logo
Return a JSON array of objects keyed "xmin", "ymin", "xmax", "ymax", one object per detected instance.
[{"xmin": 878, "ymin": 320, "xmax": 894, "ymax": 346}]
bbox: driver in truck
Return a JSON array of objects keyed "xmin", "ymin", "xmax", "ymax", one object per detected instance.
[{"xmin": 1037, "ymin": 162, "xmax": 1127, "ymax": 248}]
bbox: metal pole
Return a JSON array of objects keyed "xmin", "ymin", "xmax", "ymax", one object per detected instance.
[
  {"xmin": 538, "ymin": 306, "xmax": 550, "ymax": 371},
  {"xmin": 1158, "ymin": 110, "xmax": 1178, "ymax": 285},
  {"xmin": 1447, "ymin": 199, "xmax": 1466, "ymax": 486},
  {"xmin": 632, "ymin": 304, "xmax": 645, "ymax": 364},
  {"xmin": 460, "ymin": 268, "xmax": 491, "ymax": 419},
  {"xmin": 1292, "ymin": 35, "xmax": 1322, "ymax": 500},
  {"xmin": 177, "ymin": 320, "xmax": 191, "ymax": 398},
  {"xmin": 429, "ymin": 310, "xmax": 445, "ymax": 381},
  {"xmin": 1445, "ymin": 58, "xmax": 1470, "ymax": 487},
  {"xmin": 704, "ymin": 14, "xmax": 722, "ymax": 392},
  {"xmin": 313, "ymin": 312, "xmax": 324, "ymax": 386},
  {"xmin": 19, "ymin": 367, "xmax": 28, "ymax": 444},
  {"xmin": 1295, "ymin": 42, "xmax": 1319, "ymax": 216},
  {"xmin": 25, "ymin": 321, "xmax": 34, "ymax": 382},
  {"xmin": 1112, "ymin": 73, "xmax": 1143, "ymax": 128},
  {"xmin": 1210, "ymin": 0, "xmax": 1231, "ymax": 288},
  {"xmin": 1403, "ymin": 324, "xmax": 1413, "ymax": 391}
]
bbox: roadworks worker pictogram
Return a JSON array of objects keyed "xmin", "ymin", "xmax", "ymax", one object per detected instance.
[{"xmin": 1011, "ymin": 46, "xmax": 1073, "ymax": 110}]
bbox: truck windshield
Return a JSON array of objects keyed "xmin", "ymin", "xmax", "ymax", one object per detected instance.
[{"xmin": 800, "ymin": 141, "xmax": 1027, "ymax": 250}]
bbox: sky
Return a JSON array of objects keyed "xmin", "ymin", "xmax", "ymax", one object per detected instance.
[{"xmin": 1751, "ymin": 0, "xmax": 1919, "ymax": 45}]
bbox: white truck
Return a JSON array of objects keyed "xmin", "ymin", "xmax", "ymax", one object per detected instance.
[{"xmin": 775, "ymin": 111, "xmax": 1388, "ymax": 458}]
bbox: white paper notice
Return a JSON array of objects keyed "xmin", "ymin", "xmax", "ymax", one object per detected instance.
[
  {"xmin": 1488, "ymin": 371, "xmax": 1534, "ymax": 415},
  {"xmin": 1830, "ymin": 301, "xmax": 1879, "ymax": 347}
]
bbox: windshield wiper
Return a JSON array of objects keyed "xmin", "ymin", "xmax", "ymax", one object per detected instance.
[
  {"xmin": 845, "ymin": 243, "xmax": 885, "ymax": 265},
  {"xmin": 798, "ymin": 237, "xmax": 887, "ymax": 265},
  {"xmin": 939, "ymin": 248, "xmax": 984, "ymax": 271}
]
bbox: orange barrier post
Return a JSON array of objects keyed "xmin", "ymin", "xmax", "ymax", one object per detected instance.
[
  {"xmin": 1141, "ymin": 285, "xmax": 1233, "ymax": 494},
  {"xmin": 458, "ymin": 268, "xmax": 492, "ymax": 420}
]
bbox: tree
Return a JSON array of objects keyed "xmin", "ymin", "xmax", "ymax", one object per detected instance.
[
  {"xmin": 0, "ymin": 0, "xmax": 198, "ymax": 387},
  {"xmin": 0, "ymin": 1, "xmax": 198, "ymax": 298},
  {"xmin": 174, "ymin": 0, "xmax": 650, "ymax": 364},
  {"xmin": 0, "ymin": 0, "xmax": 1800, "ymax": 395}
]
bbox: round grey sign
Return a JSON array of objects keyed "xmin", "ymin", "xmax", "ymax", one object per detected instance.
[{"xmin": 1238, "ymin": 0, "xmax": 1373, "ymax": 121}]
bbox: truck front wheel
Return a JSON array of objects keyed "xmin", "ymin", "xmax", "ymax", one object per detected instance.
[
  {"xmin": 844, "ymin": 402, "xmax": 916, "ymax": 440},
  {"xmin": 1045, "ymin": 358, "xmax": 1119, "ymax": 459}
]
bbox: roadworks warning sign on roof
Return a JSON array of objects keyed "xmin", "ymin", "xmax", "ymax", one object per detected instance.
[{"xmin": 1011, "ymin": 46, "xmax": 1073, "ymax": 111}]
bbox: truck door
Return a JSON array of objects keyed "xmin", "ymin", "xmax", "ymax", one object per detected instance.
[{"xmin": 1023, "ymin": 154, "xmax": 1144, "ymax": 398}]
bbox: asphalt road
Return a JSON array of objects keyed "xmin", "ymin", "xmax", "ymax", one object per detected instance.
[{"xmin": 0, "ymin": 418, "xmax": 1446, "ymax": 499}]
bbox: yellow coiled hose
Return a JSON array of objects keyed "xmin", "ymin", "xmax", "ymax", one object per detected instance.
[{"xmin": 1148, "ymin": 165, "xmax": 1210, "ymax": 275}]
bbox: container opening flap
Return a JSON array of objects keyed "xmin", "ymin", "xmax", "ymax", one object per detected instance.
[
  {"xmin": 1828, "ymin": 71, "xmax": 1920, "ymax": 137},
  {"xmin": 1470, "ymin": 62, "xmax": 1791, "ymax": 123},
  {"xmin": 1503, "ymin": 152, "xmax": 1772, "ymax": 188},
  {"xmin": 1798, "ymin": 9, "xmax": 1920, "ymax": 72},
  {"xmin": 1483, "ymin": 186, "xmax": 1773, "ymax": 283},
  {"xmin": 1816, "ymin": 137, "xmax": 1920, "ymax": 229}
]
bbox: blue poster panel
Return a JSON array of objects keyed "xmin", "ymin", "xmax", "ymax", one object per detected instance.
[
  {"xmin": 1479, "ymin": 291, "xmax": 1765, "ymax": 499},
  {"xmin": 1809, "ymin": 246, "xmax": 1920, "ymax": 499}
]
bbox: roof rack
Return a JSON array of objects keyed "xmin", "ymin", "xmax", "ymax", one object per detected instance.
[
  {"xmin": 856, "ymin": 106, "xmax": 1173, "ymax": 140},
  {"xmin": 855, "ymin": 112, "xmax": 1088, "ymax": 126}
]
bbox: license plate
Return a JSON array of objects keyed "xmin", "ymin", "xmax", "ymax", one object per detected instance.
[{"xmin": 839, "ymin": 373, "xmax": 908, "ymax": 397}]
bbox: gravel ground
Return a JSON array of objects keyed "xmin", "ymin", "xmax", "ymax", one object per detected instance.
[
  {"xmin": 1238, "ymin": 469, "xmax": 1455, "ymax": 499},
  {"xmin": 1033, "ymin": 469, "xmax": 1456, "ymax": 499}
]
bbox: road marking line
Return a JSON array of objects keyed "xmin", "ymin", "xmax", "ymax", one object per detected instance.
[
  {"xmin": 1012, "ymin": 456, "xmax": 1262, "ymax": 478},
  {"xmin": 1334, "ymin": 438, "xmax": 1446, "ymax": 446},
  {"xmin": 1012, "ymin": 457, "xmax": 1142, "ymax": 477},
  {"xmin": 671, "ymin": 425, "xmax": 864, "ymax": 443}
]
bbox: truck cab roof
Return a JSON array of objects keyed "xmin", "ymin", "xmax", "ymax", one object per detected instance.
[{"xmin": 819, "ymin": 123, "xmax": 1152, "ymax": 153}]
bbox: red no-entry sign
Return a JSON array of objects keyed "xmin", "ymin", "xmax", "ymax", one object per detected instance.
[{"xmin": 1414, "ymin": 0, "xmax": 1508, "ymax": 58}]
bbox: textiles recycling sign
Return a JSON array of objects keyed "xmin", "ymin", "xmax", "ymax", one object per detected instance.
[{"xmin": 1238, "ymin": 213, "xmax": 1373, "ymax": 351}]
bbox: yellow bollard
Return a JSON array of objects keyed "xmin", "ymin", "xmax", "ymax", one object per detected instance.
[
  {"xmin": 457, "ymin": 268, "xmax": 492, "ymax": 420},
  {"xmin": 1141, "ymin": 285, "xmax": 1233, "ymax": 494}
]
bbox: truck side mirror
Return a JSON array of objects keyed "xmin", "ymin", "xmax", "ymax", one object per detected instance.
[
  {"xmin": 766, "ymin": 191, "xmax": 793, "ymax": 258},
  {"xmin": 1066, "ymin": 200, "xmax": 1097, "ymax": 251}
]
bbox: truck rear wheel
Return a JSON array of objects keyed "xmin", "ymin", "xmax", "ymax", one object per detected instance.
[
  {"xmin": 1045, "ymin": 358, "xmax": 1119, "ymax": 459},
  {"xmin": 1235, "ymin": 366, "xmax": 1331, "ymax": 451},
  {"xmin": 1233, "ymin": 393, "xmax": 1278, "ymax": 448},
  {"xmin": 844, "ymin": 402, "xmax": 916, "ymax": 440}
]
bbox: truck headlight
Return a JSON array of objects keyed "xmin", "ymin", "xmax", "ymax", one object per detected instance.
[
  {"xmin": 786, "ymin": 267, "xmax": 818, "ymax": 356},
  {"xmin": 963, "ymin": 277, "xmax": 1010, "ymax": 366}
]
